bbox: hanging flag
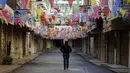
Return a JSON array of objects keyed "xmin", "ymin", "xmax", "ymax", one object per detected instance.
[
  {"xmin": 66, "ymin": 10, "xmax": 70, "ymax": 14},
  {"xmin": 54, "ymin": 8, "xmax": 60, "ymax": 13},
  {"xmin": 22, "ymin": 0, "xmax": 26, "ymax": 9},
  {"xmin": 67, "ymin": 0, "xmax": 73, "ymax": 8},
  {"xmin": 101, "ymin": 0, "xmax": 108, "ymax": 6},
  {"xmin": 127, "ymin": 0, "xmax": 130, "ymax": 4},
  {"xmin": 59, "ymin": 20, "xmax": 62, "ymax": 24},
  {"xmin": 49, "ymin": 0, "xmax": 54, "ymax": 8},
  {"xmin": 108, "ymin": 0, "xmax": 113, "ymax": 11},
  {"xmin": 76, "ymin": 0, "xmax": 80, "ymax": 5},
  {"xmin": 2, "ymin": 10, "xmax": 10, "ymax": 22},
  {"xmin": 79, "ymin": 7, "xmax": 83, "ymax": 12},
  {"xmin": 0, "ymin": 5, "xmax": 2, "ymax": 10},
  {"xmin": 121, "ymin": 10, "xmax": 127, "ymax": 17},
  {"xmin": 44, "ymin": 0, "xmax": 50, "ymax": 9},
  {"xmin": 52, "ymin": 15, "xmax": 55, "ymax": 20},
  {"xmin": 0, "ymin": 0, "xmax": 7, "ymax": 8},
  {"xmin": 26, "ymin": 0, "xmax": 30, "ymax": 8},
  {"xmin": 36, "ymin": 8, "xmax": 42, "ymax": 16},
  {"xmin": 88, "ymin": 8, "xmax": 93, "ymax": 16},
  {"xmin": 109, "ymin": 11, "xmax": 115, "ymax": 19},
  {"xmin": 113, "ymin": 6, "xmax": 118, "ymax": 16},
  {"xmin": 102, "ymin": 9, "xmax": 110, "ymax": 17},
  {"xmin": 91, "ymin": 0, "xmax": 96, "ymax": 7},
  {"xmin": 114, "ymin": 0, "xmax": 121, "ymax": 6},
  {"xmin": 73, "ymin": 7, "xmax": 78, "ymax": 13}
]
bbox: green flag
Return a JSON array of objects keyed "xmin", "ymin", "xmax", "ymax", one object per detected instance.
[
  {"xmin": 109, "ymin": 11, "xmax": 115, "ymax": 20},
  {"xmin": 77, "ymin": 0, "xmax": 80, "ymax": 5},
  {"xmin": 73, "ymin": 0, "xmax": 80, "ymax": 13},
  {"xmin": 73, "ymin": 7, "xmax": 78, "ymax": 13},
  {"xmin": 44, "ymin": 0, "xmax": 50, "ymax": 9}
]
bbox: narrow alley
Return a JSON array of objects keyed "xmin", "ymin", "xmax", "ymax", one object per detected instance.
[
  {"xmin": 1, "ymin": 0, "xmax": 130, "ymax": 73},
  {"xmin": 12, "ymin": 49, "xmax": 115, "ymax": 73}
]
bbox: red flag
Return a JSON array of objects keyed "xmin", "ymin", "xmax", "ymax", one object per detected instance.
[
  {"xmin": 102, "ymin": 9, "xmax": 110, "ymax": 16},
  {"xmin": 67, "ymin": 0, "xmax": 73, "ymax": 8},
  {"xmin": 59, "ymin": 20, "xmax": 62, "ymax": 24},
  {"xmin": 50, "ymin": 0, "xmax": 54, "ymax": 8},
  {"xmin": 49, "ymin": 18, "xmax": 52, "ymax": 22},
  {"xmin": 79, "ymin": 7, "xmax": 83, "ymax": 11},
  {"xmin": 128, "ymin": 14, "xmax": 130, "ymax": 17},
  {"xmin": 101, "ymin": 0, "xmax": 108, "ymax": 6},
  {"xmin": 52, "ymin": 15, "xmax": 55, "ymax": 20},
  {"xmin": 54, "ymin": 8, "xmax": 60, "ymax": 12}
]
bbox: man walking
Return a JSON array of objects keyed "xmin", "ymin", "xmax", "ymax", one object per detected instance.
[{"xmin": 60, "ymin": 41, "xmax": 72, "ymax": 70}]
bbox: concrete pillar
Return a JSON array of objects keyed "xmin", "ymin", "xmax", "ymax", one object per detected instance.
[
  {"xmin": 68, "ymin": 40, "xmax": 72, "ymax": 47},
  {"xmin": 19, "ymin": 32, "xmax": 23, "ymax": 59},
  {"xmin": 82, "ymin": 38, "xmax": 86, "ymax": 53},
  {"xmin": 47, "ymin": 39, "xmax": 51, "ymax": 49},
  {"xmin": 100, "ymin": 33, "xmax": 106, "ymax": 62},
  {"xmin": 86, "ymin": 37, "xmax": 90, "ymax": 54},
  {"xmin": 31, "ymin": 33, "xmax": 36, "ymax": 54},
  {"xmin": 11, "ymin": 27, "xmax": 14, "ymax": 58},
  {"xmin": 25, "ymin": 32, "xmax": 30, "ymax": 55},
  {"xmin": 0, "ymin": 23, "xmax": 3, "ymax": 64},
  {"xmin": 90, "ymin": 37, "xmax": 95, "ymax": 56}
]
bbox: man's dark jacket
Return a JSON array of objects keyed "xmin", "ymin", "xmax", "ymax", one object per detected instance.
[{"xmin": 60, "ymin": 44, "xmax": 72, "ymax": 54}]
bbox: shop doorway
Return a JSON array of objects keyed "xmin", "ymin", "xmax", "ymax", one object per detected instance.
[
  {"xmin": 120, "ymin": 31, "xmax": 129, "ymax": 66},
  {"xmin": 53, "ymin": 40, "xmax": 63, "ymax": 48}
]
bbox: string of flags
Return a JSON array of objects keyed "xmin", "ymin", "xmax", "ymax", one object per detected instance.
[{"xmin": 0, "ymin": 0, "xmax": 130, "ymax": 40}]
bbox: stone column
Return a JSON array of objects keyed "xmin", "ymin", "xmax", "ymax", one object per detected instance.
[
  {"xmin": 82, "ymin": 38, "xmax": 86, "ymax": 54},
  {"xmin": 11, "ymin": 26, "xmax": 14, "ymax": 58},
  {"xmin": 19, "ymin": 32, "xmax": 23, "ymax": 59},
  {"xmin": 0, "ymin": 23, "xmax": 3, "ymax": 64}
]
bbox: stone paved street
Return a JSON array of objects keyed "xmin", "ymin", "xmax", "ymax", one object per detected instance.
[{"xmin": 12, "ymin": 49, "xmax": 115, "ymax": 73}]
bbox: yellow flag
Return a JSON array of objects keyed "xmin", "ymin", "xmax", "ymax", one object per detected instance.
[
  {"xmin": 45, "ymin": 15, "xmax": 49, "ymax": 21},
  {"xmin": 101, "ymin": 13, "xmax": 104, "ymax": 17},
  {"xmin": 66, "ymin": 10, "xmax": 70, "ymax": 14},
  {"xmin": 127, "ymin": 0, "xmax": 130, "ymax": 4},
  {"xmin": 32, "ymin": 25, "xmax": 35, "ymax": 29},
  {"xmin": 67, "ymin": 15, "xmax": 70, "ymax": 19},
  {"xmin": 22, "ymin": 23, "xmax": 25, "ymax": 27},
  {"xmin": 101, "ymin": 6, "xmax": 104, "ymax": 10},
  {"xmin": 121, "ymin": 10, "xmax": 127, "ymax": 17},
  {"xmin": 91, "ymin": 0, "xmax": 96, "ymax": 7},
  {"xmin": 19, "ymin": 24, "xmax": 22, "ymax": 28},
  {"xmin": 58, "ymin": 33, "xmax": 60, "ymax": 38},
  {"xmin": 5, "ymin": 20, "xmax": 8, "ymax": 25},
  {"xmin": 36, "ymin": 8, "xmax": 42, "ymax": 16}
]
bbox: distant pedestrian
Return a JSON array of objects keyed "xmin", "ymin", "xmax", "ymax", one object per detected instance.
[{"xmin": 60, "ymin": 41, "xmax": 72, "ymax": 70}]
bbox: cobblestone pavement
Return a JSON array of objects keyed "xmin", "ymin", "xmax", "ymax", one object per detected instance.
[{"xmin": 12, "ymin": 49, "xmax": 115, "ymax": 73}]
